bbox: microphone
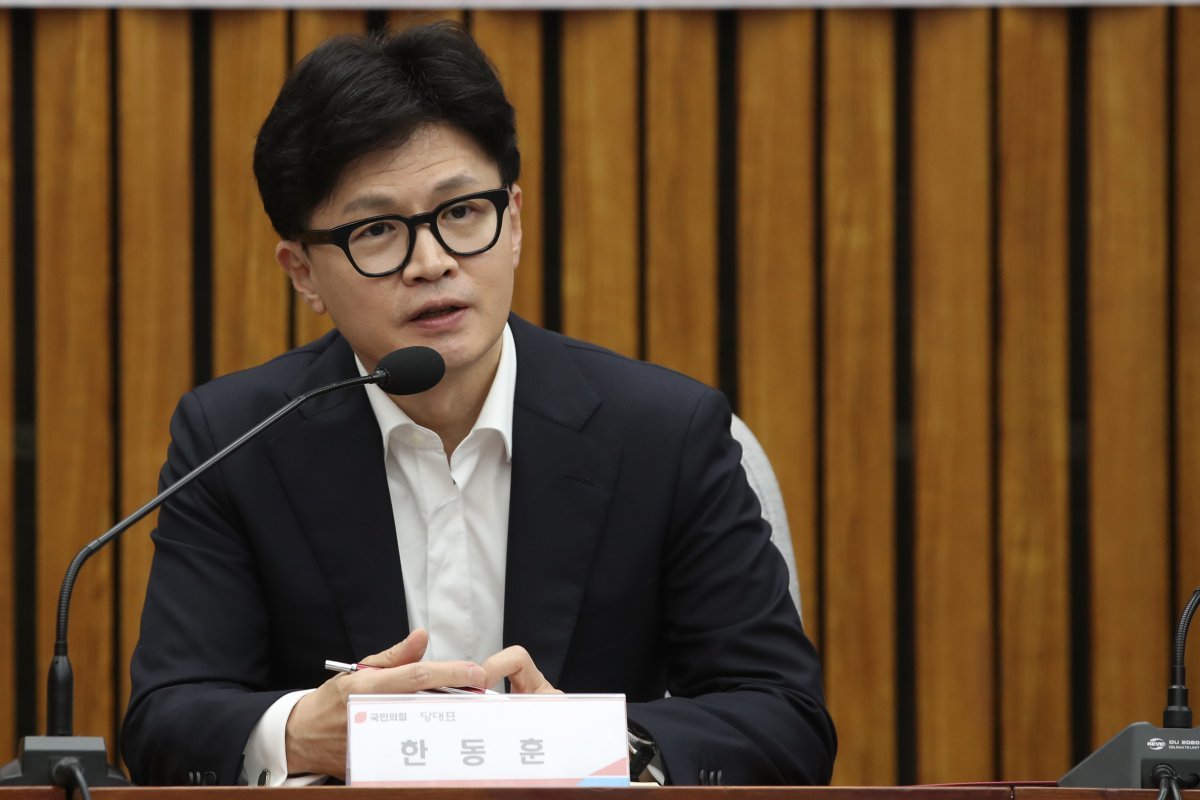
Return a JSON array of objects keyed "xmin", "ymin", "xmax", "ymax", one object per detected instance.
[
  {"xmin": 377, "ymin": 345, "xmax": 445, "ymax": 395},
  {"xmin": 1060, "ymin": 587, "xmax": 1200, "ymax": 791},
  {"xmin": 0, "ymin": 345, "xmax": 444, "ymax": 790}
]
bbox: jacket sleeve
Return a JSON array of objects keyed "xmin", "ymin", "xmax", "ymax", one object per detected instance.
[
  {"xmin": 624, "ymin": 389, "xmax": 837, "ymax": 786},
  {"xmin": 121, "ymin": 390, "xmax": 290, "ymax": 786}
]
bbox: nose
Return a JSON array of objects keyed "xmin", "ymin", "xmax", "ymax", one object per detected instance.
[{"xmin": 402, "ymin": 224, "xmax": 457, "ymax": 284}]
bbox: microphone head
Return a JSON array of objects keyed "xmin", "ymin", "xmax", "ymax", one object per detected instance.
[{"xmin": 375, "ymin": 346, "xmax": 446, "ymax": 396}]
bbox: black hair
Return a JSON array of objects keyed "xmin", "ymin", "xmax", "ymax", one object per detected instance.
[{"xmin": 253, "ymin": 22, "xmax": 520, "ymax": 240}]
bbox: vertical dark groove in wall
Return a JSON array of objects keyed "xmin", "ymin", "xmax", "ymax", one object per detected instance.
[
  {"xmin": 366, "ymin": 11, "xmax": 387, "ymax": 34},
  {"xmin": 108, "ymin": 8, "xmax": 122, "ymax": 749},
  {"xmin": 284, "ymin": 13, "xmax": 295, "ymax": 86},
  {"xmin": 540, "ymin": 11, "xmax": 562, "ymax": 334},
  {"xmin": 716, "ymin": 11, "xmax": 737, "ymax": 405},
  {"xmin": 12, "ymin": 7, "xmax": 35, "ymax": 742},
  {"xmin": 192, "ymin": 10, "xmax": 213, "ymax": 388},
  {"xmin": 1166, "ymin": 5, "xmax": 1179, "ymax": 619},
  {"xmin": 813, "ymin": 8, "xmax": 827, "ymax": 653},
  {"xmin": 893, "ymin": 8, "xmax": 917, "ymax": 786},
  {"xmin": 2, "ymin": 12, "xmax": 12, "ymax": 748},
  {"xmin": 636, "ymin": 11, "xmax": 647, "ymax": 363},
  {"xmin": 1067, "ymin": 6, "xmax": 1092, "ymax": 766},
  {"xmin": 987, "ymin": 8, "xmax": 1002, "ymax": 781},
  {"xmin": 285, "ymin": 13, "xmax": 297, "ymax": 349}
]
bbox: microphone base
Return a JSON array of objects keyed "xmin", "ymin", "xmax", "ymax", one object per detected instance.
[
  {"xmin": 0, "ymin": 736, "xmax": 129, "ymax": 786},
  {"xmin": 1060, "ymin": 721, "xmax": 1200, "ymax": 788}
]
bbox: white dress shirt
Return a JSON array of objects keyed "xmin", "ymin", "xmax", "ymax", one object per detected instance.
[{"xmin": 241, "ymin": 324, "xmax": 517, "ymax": 785}]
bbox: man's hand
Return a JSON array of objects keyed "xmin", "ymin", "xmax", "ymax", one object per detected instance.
[
  {"xmin": 283, "ymin": 629, "xmax": 487, "ymax": 778},
  {"xmin": 482, "ymin": 646, "xmax": 562, "ymax": 694}
]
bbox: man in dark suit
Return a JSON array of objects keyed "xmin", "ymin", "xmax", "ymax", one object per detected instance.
[{"xmin": 121, "ymin": 22, "xmax": 835, "ymax": 788}]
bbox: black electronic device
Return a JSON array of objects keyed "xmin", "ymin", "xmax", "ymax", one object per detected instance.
[{"xmin": 1060, "ymin": 587, "xmax": 1200, "ymax": 800}]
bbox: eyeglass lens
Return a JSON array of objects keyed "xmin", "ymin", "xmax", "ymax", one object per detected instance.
[{"xmin": 348, "ymin": 195, "xmax": 501, "ymax": 275}]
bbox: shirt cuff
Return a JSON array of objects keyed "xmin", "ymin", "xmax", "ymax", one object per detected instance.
[
  {"xmin": 241, "ymin": 689, "xmax": 326, "ymax": 786},
  {"xmin": 644, "ymin": 756, "xmax": 665, "ymax": 785},
  {"xmin": 627, "ymin": 732, "xmax": 665, "ymax": 785}
]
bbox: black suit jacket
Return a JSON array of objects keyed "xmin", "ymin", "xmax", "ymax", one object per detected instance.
[{"xmin": 122, "ymin": 315, "xmax": 835, "ymax": 786}]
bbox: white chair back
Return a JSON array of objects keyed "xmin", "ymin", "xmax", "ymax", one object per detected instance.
[{"xmin": 730, "ymin": 414, "xmax": 803, "ymax": 621}]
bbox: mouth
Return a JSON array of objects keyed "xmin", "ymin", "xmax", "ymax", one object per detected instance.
[{"xmin": 411, "ymin": 303, "xmax": 466, "ymax": 322}]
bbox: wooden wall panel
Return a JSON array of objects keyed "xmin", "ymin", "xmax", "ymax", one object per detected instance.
[
  {"xmin": 1087, "ymin": 6, "xmax": 1169, "ymax": 747},
  {"xmin": 822, "ymin": 9, "xmax": 896, "ymax": 786},
  {"xmin": 912, "ymin": 8, "xmax": 993, "ymax": 783},
  {"xmin": 290, "ymin": 10, "xmax": 366, "ymax": 348},
  {"xmin": 388, "ymin": 9, "xmax": 465, "ymax": 31},
  {"xmin": 736, "ymin": 9, "xmax": 817, "ymax": 635},
  {"xmin": 0, "ymin": 7, "xmax": 12, "ymax": 759},
  {"xmin": 211, "ymin": 10, "xmax": 289, "ymax": 376},
  {"xmin": 561, "ymin": 11, "xmax": 639, "ymax": 357},
  {"xmin": 644, "ymin": 10, "xmax": 716, "ymax": 385},
  {"xmin": 115, "ymin": 8, "xmax": 193, "ymax": 721},
  {"xmin": 996, "ymin": 7, "xmax": 1071, "ymax": 782},
  {"xmin": 294, "ymin": 8, "xmax": 365, "ymax": 56},
  {"xmin": 34, "ymin": 9, "xmax": 113, "ymax": 742},
  {"xmin": 2, "ymin": 7, "xmax": 1193, "ymax": 784},
  {"xmin": 472, "ymin": 12, "xmax": 544, "ymax": 326},
  {"xmin": 1177, "ymin": 6, "xmax": 1200, "ymax": 668}
]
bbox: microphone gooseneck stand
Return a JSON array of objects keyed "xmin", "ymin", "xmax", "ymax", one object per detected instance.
[
  {"xmin": 1060, "ymin": 586, "xmax": 1200, "ymax": 793},
  {"xmin": 0, "ymin": 347, "xmax": 445, "ymax": 794}
]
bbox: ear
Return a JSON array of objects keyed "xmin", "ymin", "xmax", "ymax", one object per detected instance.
[
  {"xmin": 507, "ymin": 183, "xmax": 524, "ymax": 269},
  {"xmin": 276, "ymin": 240, "xmax": 327, "ymax": 315}
]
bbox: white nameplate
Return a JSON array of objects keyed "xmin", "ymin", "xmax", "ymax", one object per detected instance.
[{"xmin": 346, "ymin": 693, "xmax": 629, "ymax": 787}]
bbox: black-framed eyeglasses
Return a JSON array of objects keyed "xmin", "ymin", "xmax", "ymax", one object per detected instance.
[{"xmin": 295, "ymin": 187, "xmax": 511, "ymax": 278}]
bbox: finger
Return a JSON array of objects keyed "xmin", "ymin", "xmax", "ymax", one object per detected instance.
[
  {"xmin": 356, "ymin": 660, "xmax": 487, "ymax": 694},
  {"xmin": 482, "ymin": 646, "xmax": 560, "ymax": 694},
  {"xmin": 360, "ymin": 628, "xmax": 429, "ymax": 668}
]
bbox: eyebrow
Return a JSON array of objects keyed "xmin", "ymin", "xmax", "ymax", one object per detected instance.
[
  {"xmin": 432, "ymin": 173, "xmax": 484, "ymax": 195},
  {"xmin": 340, "ymin": 194, "xmax": 396, "ymax": 216},
  {"xmin": 338, "ymin": 174, "xmax": 486, "ymax": 216}
]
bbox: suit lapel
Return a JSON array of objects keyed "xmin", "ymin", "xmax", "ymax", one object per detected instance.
[
  {"xmin": 261, "ymin": 319, "xmax": 622, "ymax": 680},
  {"xmin": 265, "ymin": 335, "xmax": 410, "ymax": 661},
  {"xmin": 503, "ymin": 317, "xmax": 621, "ymax": 686}
]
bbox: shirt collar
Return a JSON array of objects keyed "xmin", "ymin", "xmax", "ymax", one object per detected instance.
[{"xmin": 356, "ymin": 323, "xmax": 517, "ymax": 461}]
